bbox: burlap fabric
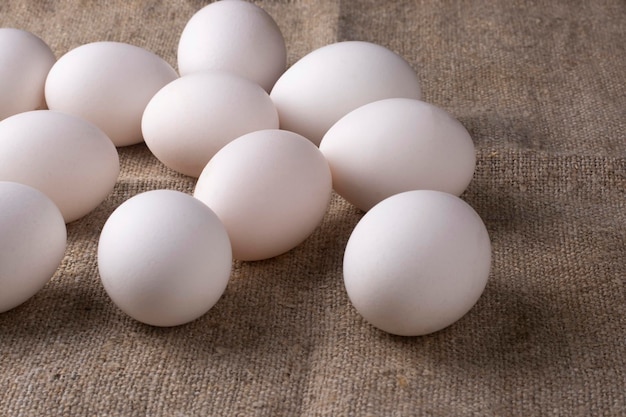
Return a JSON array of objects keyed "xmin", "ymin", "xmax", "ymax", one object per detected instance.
[{"xmin": 0, "ymin": 1, "xmax": 624, "ymax": 416}]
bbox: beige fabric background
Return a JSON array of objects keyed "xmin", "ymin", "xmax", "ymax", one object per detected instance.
[{"xmin": 1, "ymin": 1, "xmax": 625, "ymax": 416}]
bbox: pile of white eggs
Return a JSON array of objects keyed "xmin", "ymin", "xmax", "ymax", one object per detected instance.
[{"xmin": 0, "ymin": 0, "xmax": 491, "ymax": 336}]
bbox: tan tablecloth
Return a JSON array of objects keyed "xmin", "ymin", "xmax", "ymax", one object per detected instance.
[{"xmin": 0, "ymin": 1, "xmax": 624, "ymax": 415}]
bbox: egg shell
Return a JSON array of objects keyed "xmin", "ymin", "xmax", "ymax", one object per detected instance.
[
  {"xmin": 0, "ymin": 181, "xmax": 67, "ymax": 313},
  {"xmin": 0, "ymin": 28, "xmax": 55, "ymax": 121},
  {"xmin": 319, "ymin": 98, "xmax": 476, "ymax": 211},
  {"xmin": 142, "ymin": 70, "xmax": 279, "ymax": 178},
  {"xmin": 194, "ymin": 129, "xmax": 332, "ymax": 261},
  {"xmin": 178, "ymin": 0, "xmax": 286, "ymax": 92},
  {"xmin": 0, "ymin": 110, "xmax": 120, "ymax": 223},
  {"xmin": 270, "ymin": 41, "xmax": 422, "ymax": 146},
  {"xmin": 45, "ymin": 41, "xmax": 178, "ymax": 147},
  {"xmin": 343, "ymin": 190, "xmax": 492, "ymax": 336},
  {"xmin": 98, "ymin": 189, "xmax": 232, "ymax": 327}
]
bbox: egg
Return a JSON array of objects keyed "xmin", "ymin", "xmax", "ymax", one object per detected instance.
[
  {"xmin": 142, "ymin": 70, "xmax": 279, "ymax": 178},
  {"xmin": 0, "ymin": 28, "xmax": 55, "ymax": 121},
  {"xmin": 98, "ymin": 190, "xmax": 232, "ymax": 327},
  {"xmin": 45, "ymin": 41, "xmax": 178, "ymax": 147},
  {"xmin": 319, "ymin": 98, "xmax": 476, "ymax": 211},
  {"xmin": 343, "ymin": 190, "xmax": 492, "ymax": 336},
  {"xmin": 178, "ymin": 0, "xmax": 286, "ymax": 92},
  {"xmin": 0, "ymin": 110, "xmax": 120, "ymax": 223},
  {"xmin": 194, "ymin": 129, "xmax": 332, "ymax": 261},
  {"xmin": 270, "ymin": 41, "xmax": 422, "ymax": 146},
  {"xmin": 0, "ymin": 181, "xmax": 67, "ymax": 313}
]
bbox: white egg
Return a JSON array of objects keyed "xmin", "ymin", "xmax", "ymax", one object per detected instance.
[
  {"xmin": 320, "ymin": 98, "xmax": 476, "ymax": 211},
  {"xmin": 270, "ymin": 41, "xmax": 422, "ymax": 146},
  {"xmin": 45, "ymin": 41, "xmax": 178, "ymax": 147},
  {"xmin": 0, "ymin": 181, "xmax": 66, "ymax": 313},
  {"xmin": 142, "ymin": 70, "xmax": 279, "ymax": 178},
  {"xmin": 194, "ymin": 129, "xmax": 332, "ymax": 261},
  {"xmin": 0, "ymin": 28, "xmax": 55, "ymax": 121},
  {"xmin": 343, "ymin": 190, "xmax": 492, "ymax": 336},
  {"xmin": 178, "ymin": 0, "xmax": 286, "ymax": 92},
  {"xmin": 98, "ymin": 190, "xmax": 232, "ymax": 327},
  {"xmin": 0, "ymin": 110, "xmax": 120, "ymax": 223}
]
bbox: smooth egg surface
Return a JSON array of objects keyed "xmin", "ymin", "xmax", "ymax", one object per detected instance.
[
  {"xmin": 320, "ymin": 98, "xmax": 476, "ymax": 211},
  {"xmin": 194, "ymin": 129, "xmax": 332, "ymax": 261},
  {"xmin": 178, "ymin": 0, "xmax": 286, "ymax": 92},
  {"xmin": 0, "ymin": 181, "xmax": 66, "ymax": 313},
  {"xmin": 0, "ymin": 110, "xmax": 120, "ymax": 223},
  {"xmin": 45, "ymin": 41, "xmax": 178, "ymax": 147},
  {"xmin": 343, "ymin": 190, "xmax": 492, "ymax": 336},
  {"xmin": 270, "ymin": 41, "xmax": 422, "ymax": 146},
  {"xmin": 0, "ymin": 28, "xmax": 55, "ymax": 121},
  {"xmin": 98, "ymin": 190, "xmax": 232, "ymax": 327},
  {"xmin": 142, "ymin": 70, "xmax": 279, "ymax": 178}
]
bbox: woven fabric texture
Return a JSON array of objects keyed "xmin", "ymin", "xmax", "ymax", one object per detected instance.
[{"xmin": 0, "ymin": 1, "xmax": 624, "ymax": 416}]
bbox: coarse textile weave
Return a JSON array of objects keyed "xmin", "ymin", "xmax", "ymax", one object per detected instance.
[{"xmin": 0, "ymin": 1, "xmax": 624, "ymax": 416}]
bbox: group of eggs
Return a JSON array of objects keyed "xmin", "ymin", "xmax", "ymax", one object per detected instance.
[{"xmin": 0, "ymin": 0, "xmax": 492, "ymax": 336}]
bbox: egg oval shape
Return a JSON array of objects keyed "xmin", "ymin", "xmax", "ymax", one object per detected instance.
[
  {"xmin": 194, "ymin": 129, "xmax": 332, "ymax": 261},
  {"xmin": 178, "ymin": 0, "xmax": 286, "ymax": 92},
  {"xmin": 0, "ymin": 181, "xmax": 67, "ymax": 313},
  {"xmin": 0, "ymin": 110, "xmax": 120, "ymax": 223},
  {"xmin": 270, "ymin": 41, "xmax": 421, "ymax": 146},
  {"xmin": 0, "ymin": 28, "xmax": 55, "ymax": 121},
  {"xmin": 343, "ymin": 190, "xmax": 492, "ymax": 336},
  {"xmin": 45, "ymin": 41, "xmax": 178, "ymax": 147},
  {"xmin": 142, "ymin": 70, "xmax": 279, "ymax": 177},
  {"xmin": 320, "ymin": 98, "xmax": 476, "ymax": 211},
  {"xmin": 98, "ymin": 189, "xmax": 232, "ymax": 327}
]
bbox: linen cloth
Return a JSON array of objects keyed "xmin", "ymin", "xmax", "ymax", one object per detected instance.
[{"xmin": 0, "ymin": 1, "xmax": 624, "ymax": 415}]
